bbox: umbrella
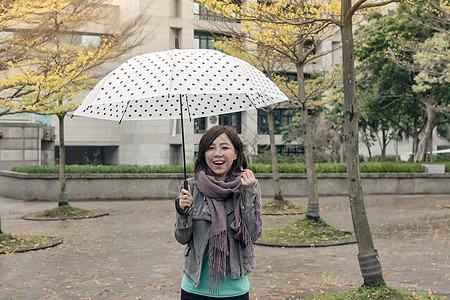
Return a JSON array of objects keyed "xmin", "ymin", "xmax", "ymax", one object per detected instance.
[{"xmin": 73, "ymin": 46, "xmax": 288, "ymax": 190}]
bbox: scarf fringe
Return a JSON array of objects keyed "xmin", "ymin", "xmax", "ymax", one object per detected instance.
[
  {"xmin": 208, "ymin": 274, "xmax": 222, "ymax": 294},
  {"xmin": 208, "ymin": 230, "xmax": 228, "ymax": 294},
  {"xmin": 208, "ymin": 230, "xmax": 229, "ymax": 273}
]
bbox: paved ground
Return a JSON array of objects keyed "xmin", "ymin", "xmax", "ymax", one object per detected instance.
[{"xmin": 0, "ymin": 194, "xmax": 448, "ymax": 300}]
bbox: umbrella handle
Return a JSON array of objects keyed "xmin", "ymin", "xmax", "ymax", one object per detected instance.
[
  {"xmin": 175, "ymin": 180, "xmax": 190, "ymax": 215},
  {"xmin": 175, "ymin": 197, "xmax": 189, "ymax": 215}
]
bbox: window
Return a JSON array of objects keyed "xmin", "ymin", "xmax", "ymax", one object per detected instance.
[
  {"xmin": 332, "ymin": 41, "xmax": 341, "ymax": 65},
  {"xmin": 257, "ymin": 0, "xmax": 274, "ymax": 6},
  {"xmin": 273, "ymin": 72, "xmax": 297, "ymax": 82},
  {"xmin": 194, "ymin": 1, "xmax": 240, "ymax": 22},
  {"xmin": 194, "ymin": 31, "xmax": 225, "ymax": 50},
  {"xmin": 55, "ymin": 146, "xmax": 119, "ymax": 165},
  {"xmin": 258, "ymin": 108, "xmax": 295, "ymax": 134},
  {"xmin": 194, "ymin": 117, "xmax": 206, "ymax": 134},
  {"xmin": 219, "ymin": 112, "xmax": 241, "ymax": 134},
  {"xmin": 59, "ymin": 34, "xmax": 101, "ymax": 46},
  {"xmin": 272, "ymin": 72, "xmax": 311, "ymax": 83},
  {"xmin": 170, "ymin": 144, "xmax": 182, "ymax": 165},
  {"xmin": 0, "ymin": 31, "xmax": 13, "ymax": 40},
  {"xmin": 257, "ymin": 144, "xmax": 304, "ymax": 155},
  {"xmin": 303, "ymin": 39, "xmax": 317, "ymax": 61},
  {"xmin": 194, "ymin": 144, "xmax": 199, "ymax": 157},
  {"xmin": 81, "ymin": 35, "xmax": 101, "ymax": 46}
]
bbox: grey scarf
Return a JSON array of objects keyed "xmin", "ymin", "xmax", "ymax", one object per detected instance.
[{"xmin": 196, "ymin": 170, "xmax": 261, "ymax": 294}]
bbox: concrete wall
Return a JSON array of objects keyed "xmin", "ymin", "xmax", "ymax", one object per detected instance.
[{"xmin": 1, "ymin": 171, "xmax": 448, "ymax": 201}]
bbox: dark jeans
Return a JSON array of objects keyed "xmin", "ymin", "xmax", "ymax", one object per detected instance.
[{"xmin": 181, "ymin": 289, "xmax": 249, "ymax": 300}]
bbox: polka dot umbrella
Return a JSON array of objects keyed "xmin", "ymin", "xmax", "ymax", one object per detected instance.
[{"xmin": 73, "ymin": 48, "xmax": 288, "ymax": 188}]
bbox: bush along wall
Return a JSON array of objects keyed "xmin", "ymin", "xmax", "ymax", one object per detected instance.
[{"xmin": 9, "ymin": 161, "xmax": 445, "ymax": 174}]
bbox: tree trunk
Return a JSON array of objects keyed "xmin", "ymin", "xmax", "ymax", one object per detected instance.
[
  {"xmin": 412, "ymin": 132, "xmax": 420, "ymax": 161},
  {"xmin": 267, "ymin": 108, "xmax": 283, "ymax": 201},
  {"xmin": 380, "ymin": 130, "xmax": 387, "ymax": 162},
  {"xmin": 341, "ymin": 0, "xmax": 385, "ymax": 286},
  {"xmin": 296, "ymin": 61, "xmax": 319, "ymax": 221},
  {"xmin": 414, "ymin": 96, "xmax": 435, "ymax": 163},
  {"xmin": 363, "ymin": 140, "xmax": 372, "ymax": 161},
  {"xmin": 301, "ymin": 105, "xmax": 319, "ymax": 221},
  {"xmin": 427, "ymin": 133, "xmax": 433, "ymax": 162},
  {"xmin": 58, "ymin": 114, "xmax": 69, "ymax": 207}
]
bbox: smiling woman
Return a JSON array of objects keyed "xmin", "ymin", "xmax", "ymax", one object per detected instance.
[
  {"xmin": 204, "ymin": 133, "xmax": 237, "ymax": 181},
  {"xmin": 174, "ymin": 125, "xmax": 262, "ymax": 299}
]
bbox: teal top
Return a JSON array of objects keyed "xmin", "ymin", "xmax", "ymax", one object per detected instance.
[{"xmin": 181, "ymin": 246, "xmax": 249, "ymax": 298}]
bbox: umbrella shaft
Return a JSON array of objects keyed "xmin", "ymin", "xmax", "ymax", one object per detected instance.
[{"xmin": 179, "ymin": 95, "xmax": 188, "ymax": 188}]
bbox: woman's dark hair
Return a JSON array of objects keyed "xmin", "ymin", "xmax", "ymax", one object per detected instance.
[{"xmin": 194, "ymin": 125, "xmax": 247, "ymax": 178}]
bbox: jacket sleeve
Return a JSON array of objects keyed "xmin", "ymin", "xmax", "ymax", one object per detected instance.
[
  {"xmin": 174, "ymin": 181, "xmax": 194, "ymax": 245},
  {"xmin": 240, "ymin": 179, "xmax": 262, "ymax": 242}
]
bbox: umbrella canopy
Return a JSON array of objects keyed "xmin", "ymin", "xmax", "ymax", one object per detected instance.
[
  {"xmin": 74, "ymin": 48, "xmax": 288, "ymax": 195},
  {"xmin": 74, "ymin": 49, "xmax": 288, "ymax": 121}
]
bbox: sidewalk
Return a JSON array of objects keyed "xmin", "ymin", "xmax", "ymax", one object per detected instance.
[{"xmin": 0, "ymin": 194, "xmax": 448, "ymax": 299}]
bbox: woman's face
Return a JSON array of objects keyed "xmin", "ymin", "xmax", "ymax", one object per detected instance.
[{"xmin": 205, "ymin": 133, "xmax": 237, "ymax": 181}]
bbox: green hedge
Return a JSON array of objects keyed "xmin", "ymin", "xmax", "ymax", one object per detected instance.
[
  {"xmin": 10, "ymin": 162, "xmax": 437, "ymax": 174},
  {"xmin": 10, "ymin": 164, "xmax": 194, "ymax": 174},
  {"xmin": 249, "ymin": 162, "xmax": 426, "ymax": 173}
]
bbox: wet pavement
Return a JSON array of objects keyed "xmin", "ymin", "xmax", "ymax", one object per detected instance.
[{"xmin": 0, "ymin": 194, "xmax": 448, "ymax": 299}]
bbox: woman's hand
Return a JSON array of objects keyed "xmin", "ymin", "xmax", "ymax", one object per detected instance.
[
  {"xmin": 241, "ymin": 169, "xmax": 256, "ymax": 185},
  {"xmin": 178, "ymin": 185, "xmax": 193, "ymax": 210}
]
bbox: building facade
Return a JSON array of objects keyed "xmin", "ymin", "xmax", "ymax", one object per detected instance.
[
  {"xmin": 0, "ymin": 0, "xmax": 447, "ymax": 169},
  {"xmin": 55, "ymin": 0, "xmax": 341, "ymax": 167}
]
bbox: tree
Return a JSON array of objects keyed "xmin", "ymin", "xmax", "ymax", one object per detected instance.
[
  {"xmin": 283, "ymin": 103, "xmax": 342, "ymax": 163},
  {"xmin": 199, "ymin": 1, "xmax": 399, "ymax": 286},
  {"xmin": 388, "ymin": 1, "xmax": 449, "ymax": 161},
  {"xmin": 356, "ymin": 69, "xmax": 398, "ymax": 162},
  {"xmin": 355, "ymin": 1, "xmax": 449, "ymax": 163},
  {"xmin": 213, "ymin": 38, "xmax": 289, "ymax": 202},
  {"xmin": 0, "ymin": 1, "xmax": 61, "ymax": 110},
  {"xmin": 0, "ymin": 0, "xmax": 149, "ymax": 206},
  {"xmin": 411, "ymin": 31, "xmax": 450, "ymax": 161},
  {"xmin": 198, "ymin": 0, "xmax": 339, "ymax": 221},
  {"xmin": 337, "ymin": 0, "xmax": 405, "ymax": 286},
  {"xmin": 199, "ymin": 0, "xmax": 411, "ymax": 285}
]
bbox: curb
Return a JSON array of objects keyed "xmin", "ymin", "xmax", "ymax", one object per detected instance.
[
  {"xmin": 263, "ymin": 212, "xmax": 306, "ymax": 216},
  {"xmin": 22, "ymin": 211, "xmax": 109, "ymax": 221},
  {"xmin": 0, "ymin": 236, "xmax": 63, "ymax": 255},
  {"xmin": 255, "ymin": 239, "xmax": 357, "ymax": 248}
]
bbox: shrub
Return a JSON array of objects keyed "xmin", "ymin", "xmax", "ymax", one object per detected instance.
[
  {"xmin": 248, "ymin": 163, "xmax": 272, "ymax": 173},
  {"xmin": 315, "ymin": 163, "xmax": 346, "ymax": 173},
  {"xmin": 11, "ymin": 164, "xmax": 195, "ymax": 174},
  {"xmin": 360, "ymin": 162, "xmax": 425, "ymax": 173},
  {"xmin": 10, "ymin": 162, "xmax": 434, "ymax": 174},
  {"xmin": 435, "ymin": 153, "xmax": 450, "ymax": 162}
]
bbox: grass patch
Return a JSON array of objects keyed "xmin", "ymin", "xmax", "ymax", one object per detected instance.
[
  {"xmin": 259, "ymin": 217, "xmax": 354, "ymax": 245},
  {"xmin": 262, "ymin": 199, "xmax": 307, "ymax": 215},
  {"xmin": 0, "ymin": 233, "xmax": 54, "ymax": 253},
  {"xmin": 31, "ymin": 205, "xmax": 101, "ymax": 219},
  {"xmin": 306, "ymin": 285, "xmax": 446, "ymax": 299}
]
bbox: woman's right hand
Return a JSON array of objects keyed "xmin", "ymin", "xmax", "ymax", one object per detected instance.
[{"xmin": 178, "ymin": 185, "xmax": 193, "ymax": 210}]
